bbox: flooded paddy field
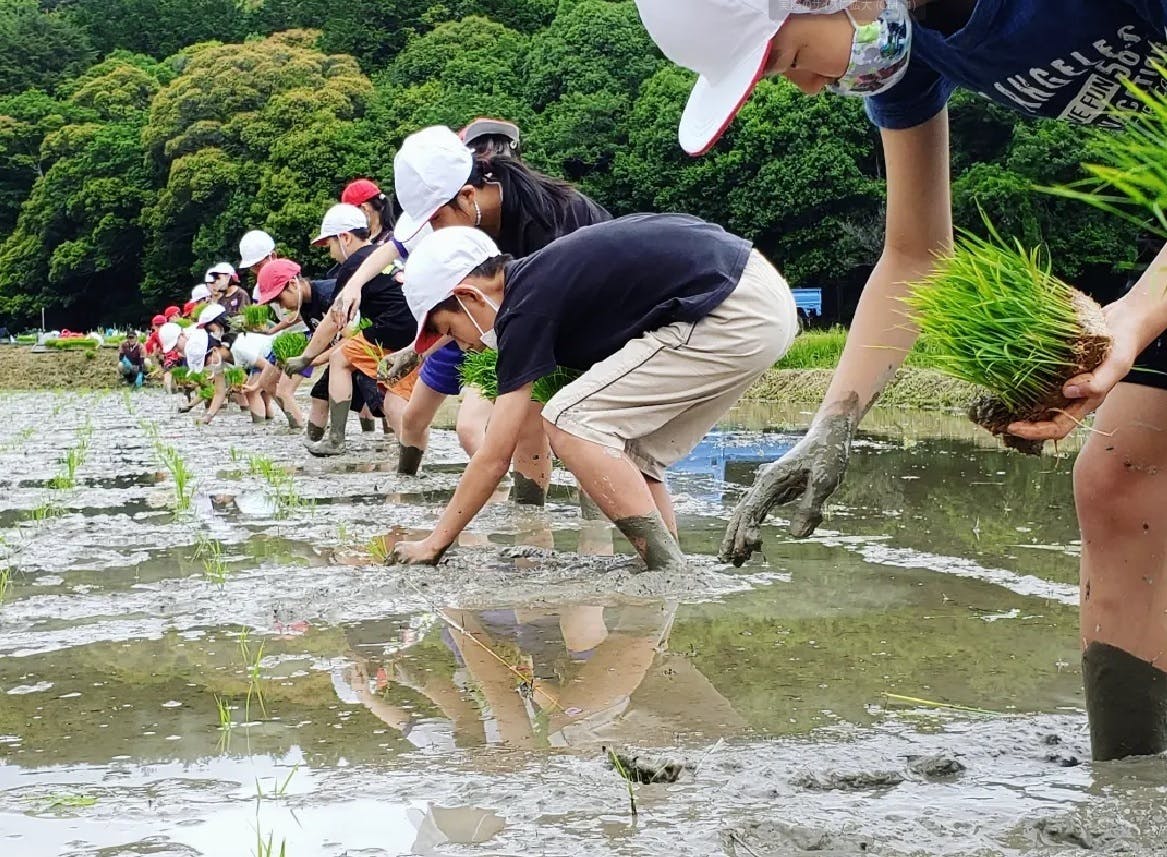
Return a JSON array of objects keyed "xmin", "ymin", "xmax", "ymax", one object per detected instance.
[{"xmin": 0, "ymin": 390, "xmax": 1164, "ymax": 856}]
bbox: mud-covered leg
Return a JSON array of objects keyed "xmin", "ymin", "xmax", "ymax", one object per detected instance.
[{"xmin": 1075, "ymin": 382, "xmax": 1167, "ymax": 760}]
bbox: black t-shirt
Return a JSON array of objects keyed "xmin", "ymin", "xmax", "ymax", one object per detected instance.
[
  {"xmin": 335, "ymin": 244, "xmax": 415, "ymax": 351},
  {"xmin": 494, "ymin": 181, "xmax": 610, "ymax": 258},
  {"xmin": 302, "ymin": 278, "xmax": 338, "ymax": 333},
  {"xmin": 494, "ymin": 213, "xmax": 751, "ymax": 395}
]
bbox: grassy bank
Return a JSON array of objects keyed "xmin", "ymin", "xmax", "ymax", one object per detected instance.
[
  {"xmin": 0, "ymin": 332, "xmax": 981, "ymax": 412},
  {"xmin": 0, "ymin": 344, "xmax": 121, "ymax": 389}
]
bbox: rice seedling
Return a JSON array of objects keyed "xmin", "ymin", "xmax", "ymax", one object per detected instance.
[
  {"xmin": 155, "ymin": 444, "xmax": 195, "ymax": 511},
  {"xmin": 244, "ymin": 640, "xmax": 266, "ymax": 720},
  {"xmin": 459, "ymin": 349, "xmax": 581, "ymax": 404},
  {"xmin": 254, "ymin": 829, "xmax": 287, "ymax": 857},
  {"xmin": 214, "ymin": 694, "xmax": 233, "ymax": 750},
  {"xmin": 201, "ymin": 538, "xmax": 228, "ymax": 586},
  {"xmin": 271, "ymin": 331, "xmax": 308, "ymax": 365},
  {"xmin": 367, "ymin": 535, "xmax": 391, "ymax": 563},
  {"xmin": 42, "ymin": 793, "xmax": 98, "ymax": 810},
  {"xmin": 605, "ymin": 747, "xmax": 639, "ymax": 820},
  {"xmin": 903, "ymin": 223, "xmax": 1110, "ymax": 452},
  {"xmin": 28, "ymin": 499, "xmax": 63, "ymax": 522},
  {"xmin": 0, "ymin": 567, "xmax": 11, "ymax": 604},
  {"xmin": 224, "ymin": 366, "xmax": 248, "ymax": 391},
  {"xmin": 237, "ymin": 304, "xmax": 273, "ymax": 332},
  {"xmin": 1042, "ymin": 61, "xmax": 1167, "ymax": 238},
  {"xmin": 255, "ymin": 765, "xmax": 299, "ymax": 801}
]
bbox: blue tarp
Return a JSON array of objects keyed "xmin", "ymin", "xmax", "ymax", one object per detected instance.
[{"xmin": 792, "ymin": 288, "xmax": 822, "ymax": 314}]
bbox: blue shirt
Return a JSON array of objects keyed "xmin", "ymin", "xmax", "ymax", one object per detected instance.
[{"xmin": 867, "ymin": 0, "xmax": 1167, "ymax": 129}]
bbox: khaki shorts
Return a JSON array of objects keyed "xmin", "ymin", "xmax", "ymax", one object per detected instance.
[{"xmin": 542, "ymin": 249, "xmax": 797, "ymax": 481}]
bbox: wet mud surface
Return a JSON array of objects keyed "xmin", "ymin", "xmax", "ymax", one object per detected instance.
[{"xmin": 0, "ymin": 391, "xmax": 1164, "ymax": 855}]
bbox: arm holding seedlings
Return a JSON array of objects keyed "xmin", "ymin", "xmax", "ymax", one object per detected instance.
[
  {"xmin": 331, "ymin": 242, "xmax": 402, "ymax": 326},
  {"xmin": 1008, "ymin": 241, "xmax": 1167, "ymax": 441},
  {"xmin": 393, "ymin": 385, "xmax": 533, "ymax": 564},
  {"xmin": 284, "ymin": 312, "xmax": 340, "ymax": 375},
  {"xmin": 722, "ymin": 111, "xmax": 953, "ymax": 564},
  {"xmin": 198, "ymin": 368, "xmax": 230, "ymax": 425}
]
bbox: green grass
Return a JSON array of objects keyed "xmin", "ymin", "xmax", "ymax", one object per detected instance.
[
  {"xmin": 773, "ymin": 326, "xmax": 952, "ymax": 372},
  {"xmin": 271, "ymin": 332, "xmax": 308, "ymax": 364},
  {"xmin": 45, "ymin": 338, "xmax": 97, "ymax": 350},
  {"xmin": 904, "ymin": 226, "xmax": 1093, "ymax": 413},
  {"xmin": 459, "ymin": 349, "xmax": 581, "ymax": 404}
]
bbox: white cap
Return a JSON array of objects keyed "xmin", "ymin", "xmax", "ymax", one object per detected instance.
[
  {"xmin": 402, "ymin": 226, "xmax": 499, "ymax": 354},
  {"xmin": 393, "ymin": 126, "xmax": 474, "ymax": 242},
  {"xmin": 312, "ymin": 203, "xmax": 368, "ymax": 246},
  {"xmin": 159, "ymin": 322, "xmax": 182, "ymax": 353},
  {"xmin": 634, "ymin": 0, "xmax": 798, "ymax": 155},
  {"xmin": 185, "ymin": 327, "xmax": 209, "ymax": 373},
  {"xmin": 401, "ymin": 221, "xmax": 433, "ymax": 256},
  {"xmin": 204, "ymin": 271, "xmax": 215, "ymax": 284},
  {"xmin": 207, "ymin": 261, "xmax": 237, "ymax": 279},
  {"xmin": 191, "ymin": 283, "xmax": 212, "ymax": 302},
  {"xmin": 197, "ymin": 303, "xmax": 226, "ymax": 327},
  {"xmin": 239, "ymin": 230, "xmax": 276, "ymax": 269}
]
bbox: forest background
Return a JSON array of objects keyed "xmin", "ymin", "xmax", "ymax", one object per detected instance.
[{"xmin": 0, "ymin": 0, "xmax": 1139, "ymax": 328}]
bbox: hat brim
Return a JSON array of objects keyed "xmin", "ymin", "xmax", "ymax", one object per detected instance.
[
  {"xmin": 677, "ymin": 26, "xmax": 778, "ymax": 157},
  {"xmin": 238, "ymin": 257, "xmax": 260, "ymax": 269},
  {"xmin": 411, "ymin": 316, "xmax": 444, "ymax": 355},
  {"xmin": 394, "ymin": 208, "xmax": 438, "ymax": 244}
]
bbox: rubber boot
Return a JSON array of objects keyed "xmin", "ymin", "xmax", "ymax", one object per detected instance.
[
  {"xmin": 305, "ymin": 422, "xmax": 325, "ymax": 443},
  {"xmin": 359, "ymin": 417, "xmax": 376, "ymax": 433},
  {"xmin": 398, "ymin": 444, "xmax": 424, "ymax": 475},
  {"xmin": 251, "ymin": 412, "xmax": 265, "ymax": 424},
  {"xmin": 1084, "ymin": 641, "xmax": 1167, "ymax": 760},
  {"xmin": 306, "ymin": 399, "xmax": 350, "ymax": 456}
]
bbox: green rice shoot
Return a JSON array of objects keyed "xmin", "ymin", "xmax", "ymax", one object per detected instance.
[
  {"xmin": 223, "ymin": 367, "xmax": 247, "ymax": 390},
  {"xmin": 904, "ymin": 224, "xmax": 1086, "ymax": 414},
  {"xmin": 458, "ymin": 349, "xmax": 581, "ymax": 405},
  {"xmin": 1043, "ymin": 58, "xmax": 1167, "ymax": 236},
  {"xmin": 272, "ymin": 331, "xmax": 308, "ymax": 364},
  {"xmin": 238, "ymin": 304, "xmax": 272, "ymax": 331}
]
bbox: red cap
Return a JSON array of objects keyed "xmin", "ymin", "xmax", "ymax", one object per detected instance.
[
  {"xmin": 341, "ymin": 178, "xmax": 382, "ymax": 207},
  {"xmin": 256, "ymin": 258, "xmax": 301, "ymax": 304},
  {"xmin": 164, "ymin": 305, "xmax": 180, "ymax": 319},
  {"xmin": 182, "ymin": 301, "xmax": 196, "ymax": 317},
  {"xmin": 151, "ymin": 314, "xmax": 167, "ymax": 327}
]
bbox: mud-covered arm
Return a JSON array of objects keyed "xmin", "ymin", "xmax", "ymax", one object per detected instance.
[
  {"xmin": 201, "ymin": 361, "xmax": 230, "ymax": 424},
  {"xmin": 393, "ymin": 385, "xmax": 533, "ymax": 564},
  {"xmin": 721, "ymin": 110, "xmax": 954, "ymax": 563}
]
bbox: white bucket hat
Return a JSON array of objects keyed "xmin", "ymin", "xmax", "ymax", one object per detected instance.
[
  {"xmin": 190, "ymin": 283, "xmax": 212, "ymax": 302},
  {"xmin": 158, "ymin": 322, "xmax": 182, "ymax": 353},
  {"xmin": 197, "ymin": 303, "xmax": 226, "ymax": 328},
  {"xmin": 393, "ymin": 126, "xmax": 474, "ymax": 243},
  {"xmin": 238, "ymin": 230, "xmax": 276, "ymax": 269},
  {"xmin": 402, "ymin": 226, "xmax": 499, "ymax": 354},
  {"xmin": 312, "ymin": 203, "xmax": 368, "ymax": 246},
  {"xmin": 634, "ymin": 0, "xmax": 848, "ymax": 155}
]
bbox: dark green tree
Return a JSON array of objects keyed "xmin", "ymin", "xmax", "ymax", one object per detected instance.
[{"xmin": 0, "ymin": 0, "xmax": 94, "ymax": 96}]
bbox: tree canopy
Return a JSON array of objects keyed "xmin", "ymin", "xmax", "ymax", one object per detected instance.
[{"xmin": 0, "ymin": 0, "xmax": 1139, "ymax": 328}]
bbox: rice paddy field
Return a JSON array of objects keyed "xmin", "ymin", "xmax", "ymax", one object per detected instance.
[{"xmin": 0, "ymin": 390, "xmax": 1164, "ymax": 856}]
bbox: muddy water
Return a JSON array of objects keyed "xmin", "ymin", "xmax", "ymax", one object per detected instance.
[{"xmin": 0, "ymin": 391, "xmax": 1163, "ymax": 856}]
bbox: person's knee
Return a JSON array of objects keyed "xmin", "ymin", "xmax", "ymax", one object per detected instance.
[
  {"xmin": 329, "ymin": 349, "xmax": 349, "ymax": 371},
  {"xmin": 1075, "ymin": 441, "xmax": 1160, "ymax": 543}
]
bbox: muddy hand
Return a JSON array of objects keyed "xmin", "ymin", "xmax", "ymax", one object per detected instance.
[
  {"xmin": 378, "ymin": 348, "xmax": 420, "ymax": 385},
  {"xmin": 391, "ymin": 537, "xmax": 447, "ymax": 565},
  {"xmin": 719, "ymin": 412, "xmax": 854, "ymax": 566}
]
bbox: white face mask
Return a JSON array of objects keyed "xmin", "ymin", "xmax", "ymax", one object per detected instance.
[{"xmin": 456, "ymin": 291, "xmax": 499, "ymax": 351}]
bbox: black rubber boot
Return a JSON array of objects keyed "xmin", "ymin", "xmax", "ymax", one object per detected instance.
[
  {"xmin": 1084, "ymin": 641, "xmax": 1167, "ymax": 761},
  {"xmin": 305, "ymin": 423, "xmax": 325, "ymax": 443},
  {"xmin": 359, "ymin": 417, "xmax": 376, "ymax": 433},
  {"xmin": 397, "ymin": 444, "xmax": 424, "ymax": 475}
]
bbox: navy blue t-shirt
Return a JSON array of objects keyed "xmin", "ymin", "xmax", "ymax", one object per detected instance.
[
  {"xmin": 494, "ymin": 213, "xmax": 752, "ymax": 395},
  {"xmin": 867, "ymin": 0, "xmax": 1167, "ymax": 130}
]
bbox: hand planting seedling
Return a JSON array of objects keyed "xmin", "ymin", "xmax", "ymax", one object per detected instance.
[
  {"xmin": 905, "ymin": 225, "xmax": 1111, "ymax": 454},
  {"xmin": 459, "ymin": 349, "xmax": 581, "ymax": 405},
  {"xmin": 271, "ymin": 332, "xmax": 308, "ymax": 366},
  {"xmin": 224, "ymin": 367, "xmax": 247, "ymax": 391}
]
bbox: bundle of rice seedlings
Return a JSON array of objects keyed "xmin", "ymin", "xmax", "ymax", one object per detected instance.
[
  {"xmin": 904, "ymin": 225, "xmax": 1110, "ymax": 454},
  {"xmin": 1044, "ymin": 62, "xmax": 1167, "ymax": 237},
  {"xmin": 237, "ymin": 304, "xmax": 273, "ymax": 332},
  {"xmin": 271, "ymin": 331, "xmax": 308, "ymax": 365},
  {"xmin": 171, "ymin": 366, "xmax": 190, "ymax": 384},
  {"xmin": 223, "ymin": 366, "xmax": 247, "ymax": 390},
  {"xmin": 458, "ymin": 349, "xmax": 581, "ymax": 405}
]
